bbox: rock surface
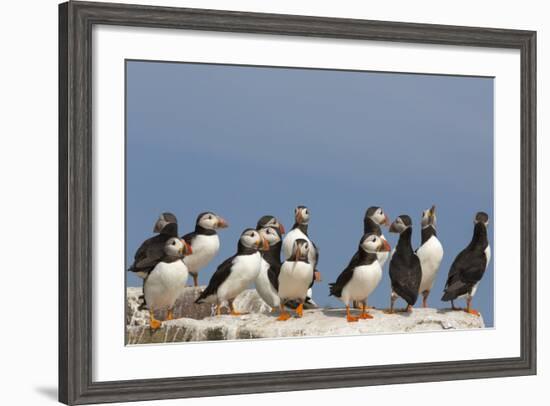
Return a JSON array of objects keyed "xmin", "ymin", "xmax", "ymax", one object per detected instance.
[
  {"xmin": 126, "ymin": 287, "xmax": 485, "ymax": 344},
  {"xmin": 126, "ymin": 286, "xmax": 271, "ymax": 326}
]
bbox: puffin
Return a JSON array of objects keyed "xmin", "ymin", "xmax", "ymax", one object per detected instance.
[
  {"xmin": 282, "ymin": 206, "xmax": 320, "ymax": 306},
  {"xmin": 127, "ymin": 212, "xmax": 178, "ymax": 310},
  {"xmin": 416, "ymin": 205, "xmax": 444, "ymax": 308},
  {"xmin": 182, "ymin": 212, "xmax": 228, "ymax": 287},
  {"xmin": 277, "ymin": 239, "xmax": 315, "ymax": 321},
  {"xmin": 355, "ymin": 206, "xmax": 391, "ymax": 309},
  {"xmin": 143, "ymin": 237, "xmax": 192, "ymax": 330},
  {"xmin": 128, "ymin": 212, "xmax": 178, "ymax": 279},
  {"xmin": 363, "ymin": 206, "xmax": 391, "ymax": 267},
  {"xmin": 441, "ymin": 211, "xmax": 491, "ymax": 316},
  {"xmin": 195, "ymin": 228, "xmax": 268, "ymax": 316},
  {"xmin": 255, "ymin": 226, "xmax": 283, "ymax": 311},
  {"xmin": 329, "ymin": 233, "xmax": 391, "ymax": 322},
  {"xmin": 256, "ymin": 215, "xmax": 286, "ymax": 235},
  {"xmin": 388, "ymin": 215, "xmax": 422, "ymax": 313}
]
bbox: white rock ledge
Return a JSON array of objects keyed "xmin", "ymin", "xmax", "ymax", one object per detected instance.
[{"xmin": 126, "ymin": 288, "xmax": 484, "ymax": 344}]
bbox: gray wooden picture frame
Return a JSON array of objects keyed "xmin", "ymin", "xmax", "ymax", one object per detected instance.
[{"xmin": 59, "ymin": 1, "xmax": 537, "ymax": 404}]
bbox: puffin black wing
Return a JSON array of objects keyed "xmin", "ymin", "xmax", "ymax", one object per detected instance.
[
  {"xmin": 441, "ymin": 249, "xmax": 487, "ymax": 301},
  {"xmin": 312, "ymin": 241, "xmax": 319, "ymax": 266},
  {"xmin": 127, "ymin": 234, "xmax": 168, "ymax": 276},
  {"xmin": 195, "ymin": 255, "xmax": 235, "ymax": 303},
  {"xmin": 267, "ymin": 263, "xmax": 280, "ymax": 291},
  {"xmin": 389, "ymin": 254, "xmax": 422, "ymax": 305},
  {"xmin": 329, "ymin": 251, "xmax": 363, "ymax": 298},
  {"xmin": 308, "ymin": 241, "xmax": 320, "ymax": 289}
]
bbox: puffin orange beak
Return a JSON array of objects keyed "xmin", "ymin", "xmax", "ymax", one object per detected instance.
[
  {"xmin": 380, "ymin": 239, "xmax": 391, "ymax": 252},
  {"xmin": 383, "ymin": 213, "xmax": 390, "ymax": 227},
  {"xmin": 296, "ymin": 211, "xmax": 303, "ymax": 224},
  {"xmin": 216, "ymin": 217, "xmax": 228, "ymax": 229},
  {"xmin": 295, "ymin": 245, "xmax": 302, "ymax": 259},
  {"xmin": 279, "ymin": 223, "xmax": 286, "ymax": 235},
  {"xmin": 181, "ymin": 240, "xmax": 193, "ymax": 255},
  {"xmin": 256, "ymin": 236, "xmax": 269, "ymax": 251}
]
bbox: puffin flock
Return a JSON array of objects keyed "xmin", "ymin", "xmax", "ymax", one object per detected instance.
[{"xmin": 128, "ymin": 206, "xmax": 491, "ymax": 330}]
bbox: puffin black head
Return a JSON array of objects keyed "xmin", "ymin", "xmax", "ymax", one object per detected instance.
[
  {"xmin": 256, "ymin": 215, "xmax": 286, "ymax": 235},
  {"xmin": 294, "ymin": 206, "xmax": 310, "ymax": 225},
  {"xmin": 196, "ymin": 211, "xmax": 228, "ymax": 230},
  {"xmin": 474, "ymin": 211, "xmax": 489, "ymax": 227},
  {"xmin": 153, "ymin": 212, "xmax": 178, "ymax": 235},
  {"xmin": 360, "ymin": 233, "xmax": 391, "ymax": 253},
  {"xmin": 290, "ymin": 238, "xmax": 310, "ymax": 262},
  {"xmin": 163, "ymin": 237, "xmax": 192, "ymax": 258},
  {"xmin": 365, "ymin": 206, "xmax": 390, "ymax": 227},
  {"xmin": 389, "ymin": 215, "xmax": 412, "ymax": 234},
  {"xmin": 239, "ymin": 228, "xmax": 269, "ymax": 251},
  {"xmin": 258, "ymin": 226, "xmax": 282, "ymax": 247},
  {"xmin": 421, "ymin": 205, "xmax": 437, "ymax": 229}
]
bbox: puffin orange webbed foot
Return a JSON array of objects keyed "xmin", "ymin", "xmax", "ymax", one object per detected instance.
[
  {"xmin": 277, "ymin": 312, "xmax": 291, "ymax": 321},
  {"xmin": 149, "ymin": 318, "xmax": 162, "ymax": 330},
  {"xmin": 231, "ymin": 310, "xmax": 245, "ymax": 316},
  {"xmin": 465, "ymin": 309, "xmax": 480, "ymax": 316},
  {"xmin": 295, "ymin": 303, "xmax": 304, "ymax": 318}
]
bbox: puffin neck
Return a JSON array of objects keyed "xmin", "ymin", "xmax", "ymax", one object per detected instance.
[
  {"xmin": 195, "ymin": 225, "xmax": 217, "ymax": 236},
  {"xmin": 468, "ymin": 222, "xmax": 489, "ymax": 251},
  {"xmin": 262, "ymin": 241, "xmax": 282, "ymax": 265},
  {"xmin": 161, "ymin": 254, "xmax": 183, "ymax": 263},
  {"xmin": 421, "ymin": 225, "xmax": 437, "ymax": 244},
  {"xmin": 237, "ymin": 241, "xmax": 258, "ymax": 255},
  {"xmin": 364, "ymin": 217, "xmax": 382, "ymax": 236},
  {"xmin": 397, "ymin": 227, "xmax": 414, "ymax": 252},
  {"xmin": 292, "ymin": 223, "xmax": 308, "ymax": 235},
  {"xmin": 288, "ymin": 249, "xmax": 309, "ymax": 263},
  {"xmin": 357, "ymin": 247, "xmax": 378, "ymax": 264}
]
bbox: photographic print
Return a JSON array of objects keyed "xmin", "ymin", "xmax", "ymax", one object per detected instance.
[{"xmin": 124, "ymin": 60, "xmax": 494, "ymax": 345}]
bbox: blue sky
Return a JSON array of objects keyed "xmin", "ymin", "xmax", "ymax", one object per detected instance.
[{"xmin": 126, "ymin": 60, "xmax": 494, "ymax": 326}]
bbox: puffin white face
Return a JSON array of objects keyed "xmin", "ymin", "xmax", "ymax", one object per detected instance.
[
  {"xmin": 291, "ymin": 239, "xmax": 310, "ymax": 261},
  {"xmin": 240, "ymin": 229, "xmax": 269, "ymax": 251},
  {"xmin": 371, "ymin": 207, "xmax": 390, "ymax": 227},
  {"xmin": 265, "ymin": 217, "xmax": 286, "ymax": 234},
  {"xmin": 198, "ymin": 212, "xmax": 228, "ymax": 230},
  {"xmin": 259, "ymin": 227, "xmax": 281, "ymax": 246},
  {"xmin": 360, "ymin": 234, "xmax": 391, "ymax": 253},
  {"xmin": 294, "ymin": 206, "xmax": 310, "ymax": 224},
  {"xmin": 164, "ymin": 237, "xmax": 192, "ymax": 257},
  {"xmin": 389, "ymin": 216, "xmax": 411, "ymax": 234},
  {"xmin": 421, "ymin": 205, "xmax": 437, "ymax": 228}
]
